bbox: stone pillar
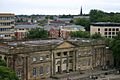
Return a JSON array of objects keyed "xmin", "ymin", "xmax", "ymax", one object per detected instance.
[
  {"xmin": 72, "ymin": 51, "xmax": 76, "ymax": 71},
  {"xmin": 22, "ymin": 56, "xmax": 28, "ymax": 80},
  {"xmin": 13, "ymin": 56, "xmax": 16, "ymax": 71},
  {"xmin": 53, "ymin": 53, "xmax": 55, "ymax": 75},
  {"xmin": 60, "ymin": 52, "xmax": 62, "ymax": 73},
  {"xmin": 27, "ymin": 57, "xmax": 30, "ymax": 80},
  {"xmin": 67, "ymin": 51, "xmax": 69, "ymax": 72}
]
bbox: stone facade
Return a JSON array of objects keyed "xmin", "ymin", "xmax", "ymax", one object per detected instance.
[{"xmin": 0, "ymin": 39, "xmax": 113, "ymax": 80}]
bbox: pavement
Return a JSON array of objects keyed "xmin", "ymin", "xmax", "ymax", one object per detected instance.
[{"xmin": 45, "ymin": 68, "xmax": 119, "ymax": 80}]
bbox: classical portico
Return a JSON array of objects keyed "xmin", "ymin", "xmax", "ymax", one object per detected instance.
[{"xmin": 51, "ymin": 41, "xmax": 77, "ymax": 75}]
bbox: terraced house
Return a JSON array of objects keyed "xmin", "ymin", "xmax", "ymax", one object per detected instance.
[{"xmin": 0, "ymin": 39, "xmax": 113, "ymax": 80}]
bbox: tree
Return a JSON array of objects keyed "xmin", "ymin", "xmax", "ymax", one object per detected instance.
[
  {"xmin": 109, "ymin": 32, "xmax": 120, "ymax": 67},
  {"xmin": 91, "ymin": 32, "xmax": 102, "ymax": 39},
  {"xmin": 89, "ymin": 9, "xmax": 120, "ymax": 23},
  {"xmin": 26, "ymin": 28, "xmax": 48, "ymax": 39},
  {"xmin": 38, "ymin": 19, "xmax": 47, "ymax": 26},
  {"xmin": 0, "ymin": 59, "xmax": 6, "ymax": 66},
  {"xmin": 89, "ymin": 9, "xmax": 109, "ymax": 22},
  {"xmin": 70, "ymin": 31, "xmax": 90, "ymax": 38},
  {"xmin": 74, "ymin": 18, "xmax": 91, "ymax": 31},
  {"xmin": 0, "ymin": 59, "xmax": 19, "ymax": 80}
]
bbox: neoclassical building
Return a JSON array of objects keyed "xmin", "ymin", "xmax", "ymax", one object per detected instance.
[{"xmin": 0, "ymin": 39, "xmax": 113, "ymax": 80}]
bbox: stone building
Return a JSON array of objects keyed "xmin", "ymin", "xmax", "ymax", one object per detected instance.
[
  {"xmin": 90, "ymin": 22, "xmax": 120, "ymax": 38},
  {"xmin": 0, "ymin": 39, "xmax": 113, "ymax": 80}
]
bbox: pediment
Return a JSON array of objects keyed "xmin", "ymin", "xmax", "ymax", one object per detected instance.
[{"xmin": 55, "ymin": 41, "xmax": 75, "ymax": 49}]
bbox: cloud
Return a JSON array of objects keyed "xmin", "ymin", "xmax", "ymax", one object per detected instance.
[{"xmin": 0, "ymin": 0, "xmax": 120, "ymax": 15}]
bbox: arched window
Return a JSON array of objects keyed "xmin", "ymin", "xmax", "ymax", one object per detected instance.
[
  {"xmin": 57, "ymin": 61, "xmax": 60, "ymax": 64},
  {"xmin": 63, "ymin": 60, "xmax": 67, "ymax": 64}
]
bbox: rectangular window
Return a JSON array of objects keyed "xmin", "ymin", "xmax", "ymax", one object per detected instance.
[
  {"xmin": 40, "ymin": 66, "xmax": 44, "ymax": 74},
  {"xmin": 112, "ymin": 32, "xmax": 115, "ymax": 35},
  {"xmin": 33, "ymin": 68, "xmax": 37, "ymax": 76},
  {"xmin": 40, "ymin": 56, "xmax": 43, "ymax": 61},
  {"xmin": 116, "ymin": 28, "xmax": 119, "ymax": 31},
  {"xmin": 109, "ymin": 28, "xmax": 111, "ymax": 31},
  {"xmin": 112, "ymin": 28, "xmax": 115, "ymax": 31},
  {"xmin": 104, "ymin": 32, "xmax": 107, "ymax": 35},
  {"xmin": 63, "ymin": 52, "xmax": 67, "ymax": 56},
  {"xmin": 104, "ymin": 28, "xmax": 107, "ymax": 31},
  {"xmin": 57, "ymin": 52, "xmax": 61, "ymax": 56},
  {"xmin": 108, "ymin": 32, "xmax": 111, "ymax": 35},
  {"xmin": 33, "ymin": 57, "xmax": 37, "ymax": 62},
  {"xmin": 69, "ymin": 59, "xmax": 73, "ymax": 63},
  {"xmin": 98, "ymin": 28, "xmax": 100, "ymax": 31},
  {"xmin": 46, "ymin": 66, "xmax": 49, "ymax": 73}
]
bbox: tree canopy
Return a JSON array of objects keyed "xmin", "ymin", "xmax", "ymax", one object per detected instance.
[
  {"xmin": 74, "ymin": 18, "xmax": 91, "ymax": 31},
  {"xmin": 0, "ymin": 59, "xmax": 19, "ymax": 80},
  {"xmin": 89, "ymin": 9, "xmax": 120, "ymax": 23},
  {"xmin": 70, "ymin": 31, "xmax": 90, "ymax": 38},
  {"xmin": 26, "ymin": 28, "xmax": 49, "ymax": 39},
  {"xmin": 91, "ymin": 32, "xmax": 103, "ymax": 39},
  {"xmin": 109, "ymin": 32, "xmax": 120, "ymax": 67}
]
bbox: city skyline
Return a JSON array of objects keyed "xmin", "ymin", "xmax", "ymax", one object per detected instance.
[{"xmin": 1, "ymin": 0, "xmax": 120, "ymax": 15}]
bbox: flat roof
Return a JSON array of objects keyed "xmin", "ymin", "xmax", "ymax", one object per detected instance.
[
  {"xmin": 0, "ymin": 13, "xmax": 15, "ymax": 17},
  {"xmin": 91, "ymin": 22, "xmax": 120, "ymax": 26}
]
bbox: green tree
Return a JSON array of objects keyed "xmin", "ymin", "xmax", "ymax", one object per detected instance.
[
  {"xmin": 26, "ymin": 28, "xmax": 48, "ymax": 39},
  {"xmin": 70, "ymin": 31, "xmax": 90, "ymax": 38},
  {"xmin": 38, "ymin": 19, "xmax": 47, "ymax": 26},
  {"xmin": 89, "ymin": 9, "xmax": 120, "ymax": 23},
  {"xmin": 0, "ymin": 59, "xmax": 19, "ymax": 80},
  {"xmin": 74, "ymin": 18, "xmax": 91, "ymax": 31},
  {"xmin": 0, "ymin": 59, "xmax": 6, "ymax": 66},
  {"xmin": 109, "ymin": 32, "xmax": 120, "ymax": 67},
  {"xmin": 89, "ymin": 9, "xmax": 109, "ymax": 22},
  {"xmin": 91, "ymin": 32, "xmax": 102, "ymax": 39}
]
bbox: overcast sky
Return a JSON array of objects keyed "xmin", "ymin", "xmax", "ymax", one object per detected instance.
[{"xmin": 0, "ymin": 0, "xmax": 120, "ymax": 15}]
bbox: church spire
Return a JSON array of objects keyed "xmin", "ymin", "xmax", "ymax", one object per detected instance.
[{"xmin": 80, "ymin": 6, "xmax": 82, "ymax": 16}]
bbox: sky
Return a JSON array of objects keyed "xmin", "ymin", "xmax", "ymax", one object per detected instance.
[{"xmin": 0, "ymin": 0, "xmax": 120, "ymax": 15}]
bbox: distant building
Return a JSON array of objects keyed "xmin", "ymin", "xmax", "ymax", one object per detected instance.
[
  {"xmin": 49, "ymin": 28, "xmax": 60, "ymax": 38},
  {"xmin": 60, "ymin": 25, "xmax": 85, "ymax": 38},
  {"xmin": 48, "ymin": 20, "xmax": 65, "ymax": 26},
  {"xmin": 73, "ymin": 15, "xmax": 90, "ymax": 19},
  {"xmin": 15, "ymin": 24, "xmax": 41, "ymax": 40},
  {"xmin": 0, "ymin": 13, "xmax": 15, "ymax": 40},
  {"xmin": 48, "ymin": 25, "xmax": 85, "ymax": 39},
  {"xmin": 57, "ymin": 18, "xmax": 73, "ymax": 23},
  {"xmin": 90, "ymin": 22, "xmax": 120, "ymax": 38}
]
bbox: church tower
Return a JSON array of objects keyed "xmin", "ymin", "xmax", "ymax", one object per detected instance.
[{"xmin": 80, "ymin": 6, "xmax": 83, "ymax": 16}]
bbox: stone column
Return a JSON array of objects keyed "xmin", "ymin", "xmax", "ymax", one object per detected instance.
[
  {"xmin": 27, "ymin": 57, "xmax": 30, "ymax": 80},
  {"xmin": 60, "ymin": 52, "xmax": 62, "ymax": 73},
  {"xmin": 67, "ymin": 51, "xmax": 69, "ymax": 72},
  {"xmin": 53, "ymin": 53, "xmax": 55, "ymax": 75},
  {"xmin": 72, "ymin": 51, "xmax": 76, "ymax": 71},
  {"xmin": 22, "ymin": 56, "xmax": 28, "ymax": 80}
]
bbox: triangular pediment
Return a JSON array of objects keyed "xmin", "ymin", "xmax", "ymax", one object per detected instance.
[{"xmin": 55, "ymin": 41, "xmax": 75, "ymax": 49}]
